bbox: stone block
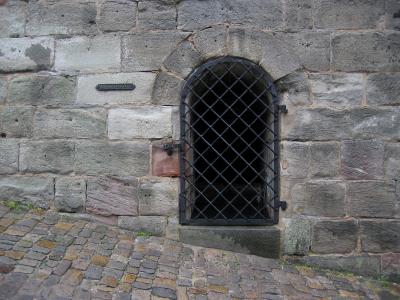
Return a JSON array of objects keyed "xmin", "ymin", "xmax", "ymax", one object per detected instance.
[
  {"xmin": 171, "ymin": 106, "xmax": 180, "ymax": 141},
  {"xmin": 283, "ymin": 217, "xmax": 312, "ymax": 255},
  {"xmin": 164, "ymin": 41, "xmax": 202, "ymax": 78},
  {"xmin": 55, "ymin": 178, "xmax": 86, "ymax": 213},
  {"xmin": 286, "ymin": 31, "xmax": 331, "ymax": 72},
  {"xmin": 0, "ymin": 76, "xmax": 6, "ymax": 105},
  {"xmin": 384, "ymin": 143, "xmax": 400, "ymax": 179},
  {"xmin": 179, "ymin": 225, "xmax": 281, "ymax": 258},
  {"xmin": 20, "ymin": 141, "xmax": 75, "ymax": 174},
  {"xmin": 98, "ymin": 0, "xmax": 136, "ymax": 32},
  {"xmin": 341, "ymin": 140, "xmax": 384, "ymax": 180},
  {"xmin": 291, "ymin": 254, "xmax": 381, "ymax": 278},
  {"xmin": 118, "ymin": 216, "xmax": 167, "ymax": 236},
  {"xmin": 360, "ymin": 220, "xmax": 400, "ymax": 252},
  {"xmin": 177, "ymin": 0, "xmax": 224, "ymax": 30},
  {"xmin": 192, "ymin": 25, "xmax": 227, "ymax": 59},
  {"xmin": 86, "ymin": 177, "xmax": 139, "ymax": 216},
  {"xmin": 138, "ymin": 178, "xmax": 178, "ymax": 216},
  {"xmin": 314, "ymin": 0, "xmax": 384, "ymax": 29},
  {"xmin": 77, "ymin": 72, "xmax": 155, "ymax": 106},
  {"xmin": 309, "ymin": 142, "xmax": 340, "ymax": 178},
  {"xmin": 382, "ymin": 253, "xmax": 400, "ymax": 283},
  {"xmin": 367, "ymin": 73, "xmax": 400, "ymax": 106},
  {"xmin": 108, "ymin": 107, "xmax": 172, "ymax": 139},
  {"xmin": 386, "ymin": 0, "xmax": 400, "ymax": 30},
  {"xmin": 282, "ymin": 107, "xmax": 400, "ymax": 141},
  {"xmin": 0, "ymin": 37, "xmax": 54, "ymax": 72},
  {"xmin": 0, "ymin": 176, "xmax": 54, "ymax": 209},
  {"xmin": 0, "ymin": 107, "xmax": 34, "ymax": 138},
  {"xmin": 152, "ymin": 72, "xmax": 185, "ymax": 106},
  {"xmin": 26, "ymin": 0, "xmax": 97, "ymax": 36},
  {"xmin": 276, "ymin": 71, "xmax": 311, "ymax": 108},
  {"xmin": 122, "ymin": 32, "xmax": 188, "ymax": 71},
  {"xmin": 55, "ymin": 35, "xmax": 120, "ymax": 73},
  {"xmin": 138, "ymin": 0, "xmax": 176, "ymax": 30},
  {"xmin": 291, "ymin": 181, "xmax": 345, "ymax": 217},
  {"xmin": 178, "ymin": 0, "xmax": 283, "ymax": 30},
  {"xmin": 347, "ymin": 181, "xmax": 396, "ymax": 218},
  {"xmin": 309, "ymin": 73, "xmax": 364, "ymax": 107},
  {"xmin": 8, "ymin": 74, "xmax": 76, "ymax": 106},
  {"xmin": 0, "ymin": 0, "xmax": 26, "ymax": 37},
  {"xmin": 311, "ymin": 220, "xmax": 357, "ymax": 254},
  {"xmin": 0, "ymin": 140, "xmax": 18, "ymax": 175},
  {"xmin": 280, "ymin": 142, "xmax": 310, "ymax": 179},
  {"xmin": 75, "ymin": 141, "xmax": 149, "ymax": 177},
  {"xmin": 151, "ymin": 143, "xmax": 179, "ymax": 177},
  {"xmin": 33, "ymin": 109, "xmax": 107, "ymax": 139},
  {"xmin": 284, "ymin": 0, "xmax": 312, "ymax": 29},
  {"xmin": 332, "ymin": 32, "xmax": 400, "ymax": 72}
]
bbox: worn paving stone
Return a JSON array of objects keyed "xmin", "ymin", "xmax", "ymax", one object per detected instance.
[{"xmin": 0, "ymin": 204, "xmax": 397, "ymax": 299}]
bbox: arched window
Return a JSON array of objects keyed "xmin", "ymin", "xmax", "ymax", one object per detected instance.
[{"xmin": 179, "ymin": 57, "xmax": 281, "ymax": 225}]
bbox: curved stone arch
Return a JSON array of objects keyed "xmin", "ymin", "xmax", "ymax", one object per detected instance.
[{"xmin": 152, "ymin": 25, "xmax": 308, "ymax": 106}]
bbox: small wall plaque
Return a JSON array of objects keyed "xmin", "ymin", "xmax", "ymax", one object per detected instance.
[{"xmin": 96, "ymin": 83, "xmax": 136, "ymax": 91}]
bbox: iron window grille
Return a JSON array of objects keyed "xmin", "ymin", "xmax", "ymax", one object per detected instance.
[{"xmin": 179, "ymin": 56, "xmax": 282, "ymax": 226}]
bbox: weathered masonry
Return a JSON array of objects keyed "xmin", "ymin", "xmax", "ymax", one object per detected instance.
[{"xmin": 0, "ymin": 0, "xmax": 399, "ymax": 280}]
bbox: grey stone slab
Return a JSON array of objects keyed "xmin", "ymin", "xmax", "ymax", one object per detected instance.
[
  {"xmin": 177, "ymin": 0, "xmax": 224, "ymax": 30},
  {"xmin": 367, "ymin": 73, "xmax": 400, "ymax": 106},
  {"xmin": 292, "ymin": 254, "xmax": 381, "ymax": 278},
  {"xmin": 360, "ymin": 220, "xmax": 400, "ymax": 252},
  {"xmin": 85, "ymin": 265, "xmax": 103, "ymax": 280},
  {"xmin": 309, "ymin": 73, "xmax": 364, "ymax": 107},
  {"xmin": 55, "ymin": 178, "xmax": 86, "ymax": 213},
  {"xmin": 0, "ymin": 76, "xmax": 6, "ymax": 105},
  {"xmin": 291, "ymin": 181, "xmax": 345, "ymax": 217},
  {"xmin": 0, "ymin": 37, "xmax": 54, "ymax": 72},
  {"xmin": 341, "ymin": 140, "xmax": 384, "ymax": 180},
  {"xmin": 151, "ymin": 71, "xmax": 185, "ymax": 106},
  {"xmin": 0, "ymin": 107, "xmax": 34, "ymax": 138},
  {"xmin": 122, "ymin": 32, "xmax": 189, "ymax": 71},
  {"xmin": 20, "ymin": 141, "xmax": 75, "ymax": 174},
  {"xmin": 310, "ymin": 142, "xmax": 340, "ymax": 178},
  {"xmin": 108, "ymin": 107, "xmax": 172, "ymax": 139},
  {"xmin": 164, "ymin": 41, "xmax": 202, "ymax": 78},
  {"xmin": 386, "ymin": 0, "xmax": 400, "ymax": 30},
  {"xmin": 0, "ymin": 139, "xmax": 18, "ymax": 175},
  {"xmin": 33, "ymin": 108, "xmax": 107, "ymax": 139},
  {"xmin": 138, "ymin": 178, "xmax": 178, "ymax": 217},
  {"xmin": 86, "ymin": 177, "xmax": 139, "ymax": 216},
  {"xmin": 171, "ymin": 107, "xmax": 180, "ymax": 141},
  {"xmin": 281, "ymin": 142, "xmax": 310, "ymax": 179},
  {"xmin": 151, "ymin": 287, "xmax": 177, "ymax": 300},
  {"xmin": 26, "ymin": 0, "xmax": 97, "ymax": 36},
  {"xmin": 8, "ymin": 74, "xmax": 76, "ymax": 107},
  {"xmin": 138, "ymin": 0, "xmax": 176, "ymax": 30},
  {"xmin": 385, "ymin": 143, "xmax": 400, "ymax": 179},
  {"xmin": 283, "ymin": 217, "xmax": 312, "ymax": 256},
  {"xmin": 75, "ymin": 141, "xmax": 149, "ymax": 177},
  {"xmin": 179, "ymin": 225, "xmax": 281, "ymax": 258},
  {"xmin": 314, "ymin": 0, "xmax": 384, "ymax": 29},
  {"xmin": 332, "ymin": 32, "xmax": 400, "ymax": 72},
  {"xmin": 0, "ymin": 0, "xmax": 26, "ymax": 38},
  {"xmin": 77, "ymin": 72, "xmax": 155, "ymax": 106},
  {"xmin": 55, "ymin": 35, "xmax": 121, "ymax": 73},
  {"xmin": 0, "ymin": 176, "xmax": 54, "ymax": 209},
  {"xmin": 284, "ymin": 0, "xmax": 313, "ymax": 29},
  {"xmin": 118, "ymin": 216, "xmax": 167, "ymax": 236},
  {"xmin": 311, "ymin": 220, "xmax": 357, "ymax": 254},
  {"xmin": 98, "ymin": 0, "xmax": 136, "ymax": 32},
  {"xmin": 347, "ymin": 181, "xmax": 397, "ymax": 218},
  {"xmin": 276, "ymin": 71, "xmax": 311, "ymax": 108},
  {"xmin": 192, "ymin": 25, "xmax": 227, "ymax": 59}
]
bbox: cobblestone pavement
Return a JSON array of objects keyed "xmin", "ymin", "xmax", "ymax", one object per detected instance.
[{"xmin": 0, "ymin": 205, "xmax": 398, "ymax": 300}]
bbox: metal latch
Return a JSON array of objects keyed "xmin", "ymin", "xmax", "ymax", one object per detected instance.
[
  {"xmin": 162, "ymin": 143, "xmax": 175, "ymax": 156},
  {"xmin": 278, "ymin": 105, "xmax": 288, "ymax": 114},
  {"xmin": 279, "ymin": 201, "xmax": 287, "ymax": 211}
]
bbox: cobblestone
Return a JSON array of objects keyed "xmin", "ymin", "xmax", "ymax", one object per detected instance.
[{"xmin": 0, "ymin": 205, "xmax": 397, "ymax": 299}]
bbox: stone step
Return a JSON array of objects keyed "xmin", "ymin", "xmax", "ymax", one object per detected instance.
[{"xmin": 178, "ymin": 225, "xmax": 281, "ymax": 258}]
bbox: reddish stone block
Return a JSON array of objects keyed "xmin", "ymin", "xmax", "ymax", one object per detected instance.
[{"xmin": 152, "ymin": 144, "xmax": 179, "ymax": 177}]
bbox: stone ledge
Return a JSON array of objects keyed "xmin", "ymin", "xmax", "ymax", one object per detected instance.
[{"xmin": 178, "ymin": 225, "xmax": 281, "ymax": 258}]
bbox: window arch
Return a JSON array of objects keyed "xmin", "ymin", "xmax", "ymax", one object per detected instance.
[{"xmin": 179, "ymin": 56, "xmax": 281, "ymax": 225}]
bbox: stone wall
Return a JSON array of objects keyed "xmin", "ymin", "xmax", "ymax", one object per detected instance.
[{"xmin": 0, "ymin": 0, "xmax": 399, "ymax": 280}]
